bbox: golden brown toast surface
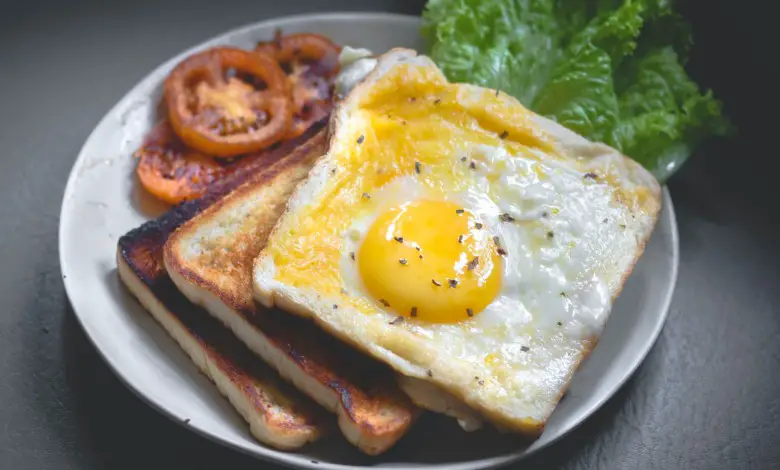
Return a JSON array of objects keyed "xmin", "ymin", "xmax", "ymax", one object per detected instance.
[
  {"xmin": 163, "ymin": 126, "xmax": 418, "ymax": 455},
  {"xmin": 116, "ymin": 123, "xmax": 334, "ymax": 449}
]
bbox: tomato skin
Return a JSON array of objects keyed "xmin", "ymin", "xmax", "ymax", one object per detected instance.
[{"xmin": 164, "ymin": 47, "xmax": 293, "ymax": 158}]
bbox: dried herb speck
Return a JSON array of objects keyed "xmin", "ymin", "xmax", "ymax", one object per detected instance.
[
  {"xmin": 584, "ymin": 172, "xmax": 598, "ymax": 180},
  {"xmin": 461, "ymin": 156, "xmax": 467, "ymax": 162},
  {"xmin": 557, "ymin": 321, "xmax": 563, "ymax": 326},
  {"xmin": 448, "ymin": 279, "xmax": 458, "ymax": 288},
  {"xmin": 499, "ymin": 213, "xmax": 515, "ymax": 223},
  {"xmin": 379, "ymin": 299, "xmax": 390, "ymax": 307},
  {"xmin": 499, "ymin": 130, "xmax": 509, "ymax": 140},
  {"xmin": 466, "ymin": 308, "xmax": 474, "ymax": 317},
  {"xmin": 475, "ymin": 222, "xmax": 483, "ymax": 229},
  {"xmin": 427, "ymin": 369, "xmax": 433, "ymax": 378},
  {"xmin": 349, "ymin": 252, "xmax": 355, "ymax": 261},
  {"xmin": 399, "ymin": 258, "xmax": 408, "ymax": 265},
  {"xmin": 415, "ymin": 161, "xmax": 421, "ymax": 174},
  {"xmin": 458, "ymin": 234, "xmax": 464, "ymax": 244},
  {"xmin": 467, "ymin": 256, "xmax": 479, "ymax": 271},
  {"xmin": 546, "ymin": 231, "xmax": 555, "ymax": 239},
  {"xmin": 432, "ymin": 279, "xmax": 441, "ymax": 287},
  {"xmin": 362, "ymin": 192, "xmax": 371, "ymax": 200},
  {"xmin": 389, "ymin": 316, "xmax": 404, "ymax": 325},
  {"xmin": 478, "ymin": 380, "xmax": 484, "ymax": 386},
  {"xmin": 394, "ymin": 236, "xmax": 404, "ymax": 243},
  {"xmin": 469, "ymin": 161, "xmax": 476, "ymax": 170},
  {"xmin": 521, "ymin": 345, "xmax": 530, "ymax": 352},
  {"xmin": 410, "ymin": 307, "xmax": 418, "ymax": 318},
  {"xmin": 434, "ymin": 98, "xmax": 441, "ymax": 105},
  {"xmin": 357, "ymin": 135, "xmax": 364, "ymax": 144},
  {"xmin": 333, "ymin": 304, "xmax": 339, "ymax": 309},
  {"xmin": 456, "ymin": 209, "xmax": 465, "ymax": 214}
]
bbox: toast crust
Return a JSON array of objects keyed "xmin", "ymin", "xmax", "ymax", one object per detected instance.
[
  {"xmin": 253, "ymin": 49, "xmax": 663, "ymax": 436},
  {"xmin": 116, "ymin": 125, "xmax": 336, "ymax": 449},
  {"xmin": 163, "ymin": 126, "xmax": 418, "ymax": 455}
]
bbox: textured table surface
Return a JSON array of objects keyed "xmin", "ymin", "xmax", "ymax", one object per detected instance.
[{"xmin": 1, "ymin": 0, "xmax": 778, "ymax": 468}]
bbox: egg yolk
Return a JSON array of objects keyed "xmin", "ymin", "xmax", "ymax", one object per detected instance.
[{"xmin": 357, "ymin": 200, "xmax": 502, "ymax": 323}]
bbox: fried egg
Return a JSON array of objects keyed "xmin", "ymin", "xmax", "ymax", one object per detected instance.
[{"xmin": 254, "ymin": 49, "xmax": 661, "ymax": 434}]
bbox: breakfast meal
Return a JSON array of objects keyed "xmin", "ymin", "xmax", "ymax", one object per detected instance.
[{"xmin": 116, "ymin": 0, "xmax": 728, "ymax": 456}]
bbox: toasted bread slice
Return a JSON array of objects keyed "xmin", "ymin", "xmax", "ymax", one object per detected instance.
[
  {"xmin": 163, "ymin": 127, "xmax": 418, "ymax": 455},
  {"xmin": 116, "ymin": 124, "xmax": 334, "ymax": 449},
  {"xmin": 253, "ymin": 49, "xmax": 662, "ymax": 435}
]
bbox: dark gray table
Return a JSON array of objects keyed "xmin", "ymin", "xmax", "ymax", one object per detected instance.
[{"xmin": 1, "ymin": 0, "xmax": 778, "ymax": 468}]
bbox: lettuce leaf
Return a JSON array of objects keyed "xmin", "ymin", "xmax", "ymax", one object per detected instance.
[{"xmin": 422, "ymin": 0, "xmax": 731, "ymax": 182}]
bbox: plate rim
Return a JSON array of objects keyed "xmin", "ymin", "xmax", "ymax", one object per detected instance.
[{"xmin": 58, "ymin": 11, "xmax": 679, "ymax": 470}]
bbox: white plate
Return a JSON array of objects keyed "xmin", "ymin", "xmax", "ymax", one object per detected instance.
[{"xmin": 59, "ymin": 13, "xmax": 678, "ymax": 470}]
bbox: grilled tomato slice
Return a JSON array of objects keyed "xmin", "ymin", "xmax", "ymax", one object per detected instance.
[
  {"xmin": 135, "ymin": 120, "xmax": 234, "ymax": 204},
  {"xmin": 256, "ymin": 33, "xmax": 339, "ymax": 139},
  {"xmin": 164, "ymin": 47, "xmax": 293, "ymax": 157}
]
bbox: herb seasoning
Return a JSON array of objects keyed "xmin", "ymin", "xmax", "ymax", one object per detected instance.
[
  {"xmin": 432, "ymin": 279, "xmax": 441, "ymax": 287},
  {"xmin": 389, "ymin": 316, "xmax": 404, "ymax": 325},
  {"xmin": 466, "ymin": 308, "xmax": 474, "ymax": 317},
  {"xmin": 399, "ymin": 258, "xmax": 408, "ymax": 265},
  {"xmin": 499, "ymin": 130, "xmax": 509, "ymax": 140},
  {"xmin": 499, "ymin": 213, "xmax": 515, "ymax": 223},
  {"xmin": 357, "ymin": 134, "xmax": 364, "ymax": 144},
  {"xmin": 467, "ymin": 256, "xmax": 479, "ymax": 271},
  {"xmin": 410, "ymin": 307, "xmax": 418, "ymax": 317},
  {"xmin": 448, "ymin": 279, "xmax": 458, "ymax": 288},
  {"xmin": 415, "ymin": 161, "xmax": 421, "ymax": 174},
  {"xmin": 520, "ymin": 345, "xmax": 530, "ymax": 352},
  {"xmin": 379, "ymin": 299, "xmax": 390, "ymax": 307}
]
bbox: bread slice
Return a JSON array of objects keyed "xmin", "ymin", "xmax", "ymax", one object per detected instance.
[
  {"xmin": 117, "ymin": 124, "xmax": 334, "ymax": 449},
  {"xmin": 253, "ymin": 49, "xmax": 662, "ymax": 435},
  {"xmin": 163, "ymin": 126, "xmax": 418, "ymax": 455}
]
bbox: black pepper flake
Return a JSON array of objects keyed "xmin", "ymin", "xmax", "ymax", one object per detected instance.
[
  {"xmin": 448, "ymin": 279, "xmax": 458, "ymax": 288},
  {"xmin": 331, "ymin": 168, "xmax": 336, "ymax": 175},
  {"xmin": 603, "ymin": 218, "xmax": 609, "ymax": 223},
  {"xmin": 350, "ymin": 252, "xmax": 355, "ymax": 261},
  {"xmin": 521, "ymin": 345, "xmax": 530, "ymax": 352},
  {"xmin": 497, "ymin": 248, "xmax": 507, "ymax": 256},
  {"xmin": 584, "ymin": 172, "xmax": 598, "ymax": 180},
  {"xmin": 455, "ymin": 208, "xmax": 465, "ymax": 214},
  {"xmin": 475, "ymin": 376, "xmax": 480, "ymax": 380},
  {"xmin": 469, "ymin": 161, "xmax": 476, "ymax": 170},
  {"xmin": 467, "ymin": 256, "xmax": 479, "ymax": 271},
  {"xmin": 389, "ymin": 316, "xmax": 404, "ymax": 325},
  {"xmin": 415, "ymin": 245, "xmax": 421, "ymax": 251},
  {"xmin": 434, "ymin": 98, "xmax": 441, "ymax": 105},
  {"xmin": 432, "ymin": 279, "xmax": 441, "ymax": 286},
  {"xmin": 560, "ymin": 292, "xmax": 567, "ymax": 298},
  {"xmin": 357, "ymin": 134, "xmax": 364, "ymax": 144},
  {"xmin": 475, "ymin": 222, "xmax": 483, "ymax": 229},
  {"xmin": 399, "ymin": 258, "xmax": 408, "ymax": 265},
  {"xmin": 546, "ymin": 231, "xmax": 555, "ymax": 239},
  {"xmin": 409, "ymin": 97, "xmax": 417, "ymax": 102},
  {"xmin": 379, "ymin": 299, "xmax": 390, "ymax": 307},
  {"xmin": 427, "ymin": 369, "xmax": 433, "ymax": 378},
  {"xmin": 394, "ymin": 236, "xmax": 404, "ymax": 243},
  {"xmin": 499, "ymin": 213, "xmax": 515, "ymax": 223},
  {"xmin": 542, "ymin": 211, "xmax": 550, "ymax": 218},
  {"xmin": 466, "ymin": 308, "xmax": 474, "ymax": 317},
  {"xmin": 362, "ymin": 192, "xmax": 371, "ymax": 200},
  {"xmin": 415, "ymin": 161, "xmax": 421, "ymax": 174},
  {"xmin": 333, "ymin": 304, "xmax": 339, "ymax": 309},
  {"xmin": 620, "ymin": 224, "xmax": 627, "ymax": 229},
  {"xmin": 410, "ymin": 307, "xmax": 418, "ymax": 317},
  {"xmin": 499, "ymin": 130, "xmax": 509, "ymax": 140},
  {"xmin": 461, "ymin": 156, "xmax": 467, "ymax": 162},
  {"xmin": 419, "ymin": 254, "xmax": 423, "ymax": 259},
  {"xmin": 458, "ymin": 234, "xmax": 464, "ymax": 244},
  {"xmin": 557, "ymin": 321, "xmax": 563, "ymax": 326}
]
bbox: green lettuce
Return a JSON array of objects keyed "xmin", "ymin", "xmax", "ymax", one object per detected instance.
[{"xmin": 422, "ymin": 0, "xmax": 731, "ymax": 182}]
